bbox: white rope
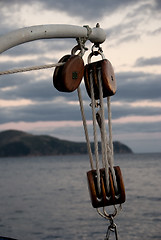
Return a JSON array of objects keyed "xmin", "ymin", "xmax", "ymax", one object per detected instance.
[
  {"xmin": 77, "ymin": 87, "xmax": 94, "ymax": 170},
  {"xmin": 96, "ymin": 109, "xmax": 106, "ymax": 168},
  {"xmin": 89, "ymin": 70, "xmax": 101, "ymax": 195},
  {"xmin": 96, "ymin": 68, "xmax": 118, "ymax": 194},
  {"xmin": 107, "ymin": 96, "xmax": 118, "ymax": 193},
  {"xmin": 107, "ymin": 97, "xmax": 114, "ymax": 156},
  {"xmin": 0, "ymin": 62, "xmax": 64, "ymax": 75},
  {"xmin": 97, "ymin": 69, "xmax": 110, "ymax": 193}
]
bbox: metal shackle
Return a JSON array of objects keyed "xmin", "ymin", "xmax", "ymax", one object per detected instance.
[{"xmin": 87, "ymin": 50, "xmax": 105, "ymax": 64}]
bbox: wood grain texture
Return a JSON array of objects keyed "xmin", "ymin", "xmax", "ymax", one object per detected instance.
[
  {"xmin": 53, "ymin": 55, "xmax": 84, "ymax": 92},
  {"xmin": 84, "ymin": 59, "xmax": 116, "ymax": 99},
  {"xmin": 87, "ymin": 166, "xmax": 126, "ymax": 208}
]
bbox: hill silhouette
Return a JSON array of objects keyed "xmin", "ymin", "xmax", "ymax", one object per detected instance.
[{"xmin": 0, "ymin": 130, "xmax": 133, "ymax": 157}]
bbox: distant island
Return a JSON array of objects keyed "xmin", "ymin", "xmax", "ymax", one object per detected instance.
[{"xmin": 0, "ymin": 130, "xmax": 133, "ymax": 157}]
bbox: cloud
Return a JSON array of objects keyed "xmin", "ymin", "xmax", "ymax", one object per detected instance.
[
  {"xmin": 0, "ymin": 69, "xmax": 161, "ymax": 124},
  {"xmin": 1, "ymin": 70, "xmax": 160, "ymax": 103},
  {"xmin": 0, "ymin": 0, "xmax": 161, "ymax": 153},
  {"xmin": 0, "ymin": 99, "xmax": 83, "ymax": 124},
  {"xmin": 126, "ymin": 0, "xmax": 161, "ymax": 19},
  {"xmin": 106, "ymin": 21, "xmax": 140, "ymax": 39},
  {"xmin": 0, "ymin": 0, "xmax": 144, "ymax": 23},
  {"xmin": 115, "ymin": 71, "xmax": 161, "ymax": 101},
  {"xmin": 112, "ymin": 121, "xmax": 161, "ymax": 138},
  {"xmin": 118, "ymin": 34, "xmax": 140, "ymax": 44},
  {"xmin": 105, "ymin": 16, "xmax": 142, "ymax": 47},
  {"xmin": 154, "ymin": 0, "xmax": 161, "ymax": 9},
  {"xmin": 149, "ymin": 27, "xmax": 161, "ymax": 35},
  {"xmin": 0, "ymin": 72, "xmax": 85, "ymax": 101},
  {"xmin": 126, "ymin": 2, "xmax": 154, "ymax": 18},
  {"xmin": 0, "ymin": 74, "xmax": 29, "ymax": 89},
  {"xmin": 111, "ymin": 102, "xmax": 161, "ymax": 119},
  {"xmin": 39, "ymin": 0, "xmax": 143, "ymax": 20},
  {"xmin": 1, "ymin": 38, "xmax": 76, "ymax": 58},
  {"xmin": 135, "ymin": 56, "xmax": 161, "ymax": 67},
  {"xmin": 0, "ymin": 76, "xmax": 161, "ymax": 124}
]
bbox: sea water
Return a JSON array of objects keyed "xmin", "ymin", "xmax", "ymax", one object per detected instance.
[{"xmin": 0, "ymin": 153, "xmax": 160, "ymax": 240}]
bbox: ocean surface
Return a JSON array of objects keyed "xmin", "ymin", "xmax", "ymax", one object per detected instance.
[{"xmin": 0, "ymin": 153, "xmax": 160, "ymax": 240}]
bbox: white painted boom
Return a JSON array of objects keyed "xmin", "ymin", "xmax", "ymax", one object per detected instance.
[{"xmin": 0, "ymin": 24, "xmax": 106, "ymax": 54}]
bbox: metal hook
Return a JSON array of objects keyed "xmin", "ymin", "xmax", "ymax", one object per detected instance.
[
  {"xmin": 104, "ymin": 215, "xmax": 119, "ymax": 240},
  {"xmin": 71, "ymin": 44, "xmax": 83, "ymax": 57},
  {"xmin": 91, "ymin": 43, "xmax": 104, "ymax": 55}
]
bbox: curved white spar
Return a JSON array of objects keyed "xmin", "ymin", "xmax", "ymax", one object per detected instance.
[{"xmin": 0, "ymin": 24, "xmax": 106, "ymax": 54}]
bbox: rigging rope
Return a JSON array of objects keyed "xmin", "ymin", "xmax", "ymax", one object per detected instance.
[
  {"xmin": 0, "ymin": 41, "xmax": 121, "ymax": 219},
  {"xmin": 78, "ymin": 46, "xmax": 124, "ymax": 229},
  {"xmin": 89, "ymin": 69, "xmax": 101, "ymax": 195},
  {"xmin": 0, "ymin": 34, "xmax": 124, "ymax": 239},
  {"xmin": 107, "ymin": 96, "xmax": 118, "ymax": 193},
  {"xmin": 97, "ymin": 68, "xmax": 110, "ymax": 193},
  {"xmin": 77, "ymin": 87, "xmax": 94, "ymax": 170},
  {"xmin": 107, "ymin": 97, "xmax": 114, "ymax": 156},
  {"xmin": 0, "ymin": 62, "xmax": 64, "ymax": 75}
]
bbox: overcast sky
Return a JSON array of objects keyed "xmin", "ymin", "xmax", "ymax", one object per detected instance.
[{"xmin": 0, "ymin": 0, "xmax": 161, "ymax": 153}]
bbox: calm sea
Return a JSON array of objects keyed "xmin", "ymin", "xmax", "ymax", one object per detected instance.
[{"xmin": 0, "ymin": 153, "xmax": 160, "ymax": 240}]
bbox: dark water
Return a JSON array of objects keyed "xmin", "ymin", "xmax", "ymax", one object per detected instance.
[{"xmin": 0, "ymin": 153, "xmax": 160, "ymax": 240}]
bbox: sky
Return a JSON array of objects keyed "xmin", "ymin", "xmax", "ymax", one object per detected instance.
[{"xmin": 0, "ymin": 0, "xmax": 161, "ymax": 153}]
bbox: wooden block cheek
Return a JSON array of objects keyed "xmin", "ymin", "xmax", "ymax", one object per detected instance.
[
  {"xmin": 87, "ymin": 170, "xmax": 103, "ymax": 208},
  {"xmin": 53, "ymin": 55, "xmax": 84, "ymax": 92},
  {"xmin": 101, "ymin": 59, "xmax": 116, "ymax": 94},
  {"xmin": 113, "ymin": 166, "xmax": 126, "ymax": 204},
  {"xmin": 53, "ymin": 55, "xmax": 71, "ymax": 91},
  {"xmin": 62, "ymin": 55, "xmax": 84, "ymax": 91}
]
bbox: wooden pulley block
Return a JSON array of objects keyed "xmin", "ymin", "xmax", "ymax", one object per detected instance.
[
  {"xmin": 87, "ymin": 168, "xmax": 115, "ymax": 208},
  {"xmin": 87, "ymin": 166, "xmax": 126, "ymax": 208},
  {"xmin": 53, "ymin": 54, "xmax": 84, "ymax": 92},
  {"xmin": 84, "ymin": 58, "xmax": 117, "ymax": 99}
]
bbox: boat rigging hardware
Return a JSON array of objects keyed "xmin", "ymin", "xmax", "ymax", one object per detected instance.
[
  {"xmin": 87, "ymin": 166, "xmax": 125, "ymax": 208},
  {"xmin": 53, "ymin": 44, "xmax": 85, "ymax": 93},
  {"xmin": 0, "ymin": 23, "xmax": 128, "ymax": 240},
  {"xmin": 0, "ymin": 24, "xmax": 94, "ymax": 76},
  {"xmin": 53, "ymin": 54, "xmax": 84, "ymax": 92},
  {"xmin": 84, "ymin": 50, "xmax": 117, "ymax": 99},
  {"xmin": 96, "ymin": 204, "xmax": 122, "ymax": 221},
  {"xmin": 0, "ymin": 23, "xmax": 106, "ymax": 54},
  {"xmin": 84, "ymin": 48, "xmax": 125, "ymax": 207},
  {"xmin": 77, "ymin": 47, "xmax": 126, "ymax": 240},
  {"xmin": 75, "ymin": 25, "xmax": 92, "ymax": 57},
  {"xmin": 104, "ymin": 215, "xmax": 119, "ymax": 240}
]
